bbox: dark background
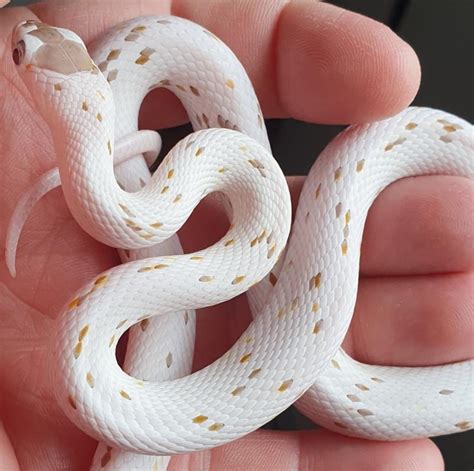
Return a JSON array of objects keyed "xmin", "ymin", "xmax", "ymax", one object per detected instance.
[{"xmin": 8, "ymin": 0, "xmax": 473, "ymax": 469}]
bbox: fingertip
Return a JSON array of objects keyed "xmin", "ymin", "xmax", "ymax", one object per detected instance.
[{"xmin": 278, "ymin": 2, "xmax": 421, "ymax": 123}]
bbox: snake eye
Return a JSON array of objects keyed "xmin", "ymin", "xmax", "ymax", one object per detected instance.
[{"xmin": 12, "ymin": 40, "xmax": 25, "ymax": 65}]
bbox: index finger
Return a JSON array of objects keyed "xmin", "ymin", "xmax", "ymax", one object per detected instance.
[{"xmin": 30, "ymin": 0, "xmax": 420, "ymax": 128}]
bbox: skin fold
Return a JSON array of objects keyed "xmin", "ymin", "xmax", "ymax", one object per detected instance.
[{"xmin": 0, "ymin": 1, "xmax": 472, "ymax": 470}]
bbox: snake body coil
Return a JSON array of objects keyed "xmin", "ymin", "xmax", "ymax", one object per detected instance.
[{"xmin": 8, "ymin": 15, "xmax": 473, "ymax": 469}]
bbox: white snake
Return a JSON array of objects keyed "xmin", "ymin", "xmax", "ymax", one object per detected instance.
[{"xmin": 7, "ymin": 15, "xmax": 474, "ymax": 470}]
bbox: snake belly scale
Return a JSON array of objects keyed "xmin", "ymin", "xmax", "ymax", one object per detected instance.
[{"xmin": 8, "ymin": 14, "xmax": 474, "ymax": 460}]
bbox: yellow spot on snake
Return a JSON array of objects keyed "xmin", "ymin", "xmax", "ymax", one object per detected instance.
[
  {"xmin": 384, "ymin": 137, "xmax": 406, "ymax": 151},
  {"xmin": 190, "ymin": 86, "xmax": 200, "ymax": 96},
  {"xmin": 166, "ymin": 352, "xmax": 173, "ymax": 368},
  {"xmin": 167, "ymin": 169, "xmax": 174, "ymax": 179},
  {"xmin": 335, "ymin": 203, "xmax": 342, "ymax": 218},
  {"xmin": 315, "ymin": 183, "xmax": 322, "ymax": 199},
  {"xmin": 125, "ymin": 33, "xmax": 139, "ymax": 41},
  {"xmin": 405, "ymin": 122, "xmax": 418, "ymax": 130},
  {"xmin": 119, "ymin": 390, "xmax": 131, "ymax": 400},
  {"xmin": 334, "ymin": 167, "xmax": 342, "ymax": 181},
  {"xmin": 116, "ymin": 319, "xmax": 127, "ymax": 329},
  {"xmin": 118, "ymin": 203, "xmax": 135, "ymax": 217},
  {"xmin": 224, "ymin": 239, "xmax": 235, "ymax": 247},
  {"xmin": 345, "ymin": 210, "xmax": 351, "ymax": 224},
  {"xmin": 106, "ymin": 49, "xmax": 121, "ymax": 61},
  {"xmin": 78, "ymin": 325, "xmax": 89, "ymax": 341},
  {"xmin": 218, "ymin": 167, "xmax": 227, "ymax": 173},
  {"xmin": 312, "ymin": 320, "xmax": 323, "ymax": 334},
  {"xmin": 108, "ymin": 335, "xmax": 115, "ymax": 347},
  {"xmin": 140, "ymin": 319, "xmax": 149, "ymax": 331},
  {"xmin": 232, "ymin": 275, "xmax": 246, "ymax": 285},
  {"xmin": 54, "ymin": 83, "xmax": 61, "ymax": 91},
  {"xmin": 153, "ymin": 264, "xmax": 169, "ymax": 269},
  {"xmin": 310, "ymin": 273, "xmax": 321, "ymax": 290},
  {"xmin": 73, "ymin": 342, "xmax": 82, "ymax": 359},
  {"xmin": 96, "ymin": 113, "xmax": 102, "ymax": 122},
  {"xmin": 192, "ymin": 415, "xmax": 208, "ymax": 424},
  {"xmin": 312, "ymin": 303, "xmax": 319, "ymax": 312},
  {"xmin": 225, "ymin": 79, "xmax": 235, "ymax": 89},
  {"xmin": 81, "ymin": 102, "xmax": 88, "ymax": 111},
  {"xmin": 161, "ymin": 186, "xmax": 169, "ymax": 194},
  {"xmin": 68, "ymin": 297, "xmax": 80, "ymax": 309},
  {"xmin": 267, "ymin": 244, "xmax": 276, "ymax": 259},
  {"xmin": 86, "ymin": 372, "xmax": 94, "ymax": 388},
  {"xmin": 173, "ymin": 194, "xmax": 182, "ymax": 203},
  {"xmin": 278, "ymin": 379, "xmax": 293, "ymax": 392},
  {"xmin": 331, "ymin": 359, "xmax": 341, "ymax": 369},
  {"xmin": 248, "ymin": 368, "xmax": 261, "ymax": 379},
  {"xmin": 240, "ymin": 353, "xmax": 252, "ymax": 363},
  {"xmin": 67, "ymin": 395, "xmax": 77, "ymax": 410},
  {"xmin": 138, "ymin": 266, "xmax": 153, "ymax": 273},
  {"xmin": 107, "ymin": 69, "xmax": 118, "ymax": 82},
  {"xmin": 355, "ymin": 384, "xmax": 369, "ymax": 391},
  {"xmin": 231, "ymin": 386, "xmax": 246, "ymax": 396},
  {"xmin": 290, "ymin": 298, "xmax": 298, "ymax": 310},
  {"xmin": 150, "ymin": 222, "xmax": 163, "ymax": 229},
  {"xmin": 347, "ymin": 394, "xmax": 361, "ymax": 402},
  {"xmin": 131, "ymin": 25, "xmax": 147, "ymax": 33},
  {"xmin": 371, "ymin": 377, "xmax": 384, "ymax": 383},
  {"xmin": 94, "ymin": 275, "xmax": 108, "ymax": 287},
  {"xmin": 439, "ymin": 389, "xmax": 454, "ymax": 395},
  {"xmin": 107, "ymin": 140, "xmax": 112, "ymax": 155},
  {"xmin": 341, "ymin": 239, "xmax": 348, "ymax": 255},
  {"xmin": 443, "ymin": 124, "xmax": 460, "ymax": 133},
  {"xmin": 455, "ymin": 421, "xmax": 471, "ymax": 430},
  {"xmin": 135, "ymin": 54, "xmax": 150, "ymax": 65},
  {"xmin": 357, "ymin": 409, "xmax": 374, "ymax": 417},
  {"xmin": 208, "ymin": 423, "xmax": 224, "ymax": 432},
  {"xmin": 195, "ymin": 147, "xmax": 205, "ymax": 156},
  {"xmin": 199, "ymin": 275, "xmax": 214, "ymax": 282},
  {"xmin": 191, "ymin": 256, "xmax": 203, "ymax": 261},
  {"xmin": 356, "ymin": 160, "xmax": 365, "ymax": 172}
]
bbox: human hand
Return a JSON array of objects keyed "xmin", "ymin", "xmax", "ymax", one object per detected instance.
[{"xmin": 1, "ymin": 1, "xmax": 472, "ymax": 470}]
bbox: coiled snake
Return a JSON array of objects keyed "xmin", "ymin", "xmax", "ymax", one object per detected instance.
[{"xmin": 7, "ymin": 15, "xmax": 473, "ymax": 470}]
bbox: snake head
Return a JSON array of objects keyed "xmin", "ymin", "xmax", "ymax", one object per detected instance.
[{"xmin": 12, "ymin": 20, "xmax": 98, "ymax": 76}]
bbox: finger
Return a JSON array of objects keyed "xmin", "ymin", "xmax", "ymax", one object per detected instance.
[
  {"xmin": 361, "ymin": 176, "xmax": 474, "ymax": 276},
  {"xmin": 346, "ymin": 271, "xmax": 474, "ymax": 366},
  {"xmin": 31, "ymin": 0, "xmax": 420, "ymax": 127},
  {"xmin": 0, "ymin": 420, "xmax": 19, "ymax": 471},
  {"xmin": 169, "ymin": 429, "xmax": 443, "ymax": 471}
]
